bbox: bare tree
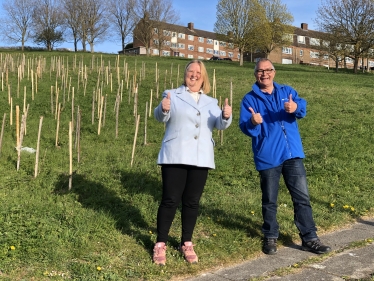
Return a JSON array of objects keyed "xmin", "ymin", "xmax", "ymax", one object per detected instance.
[
  {"xmin": 61, "ymin": 0, "xmax": 82, "ymax": 52},
  {"xmin": 106, "ymin": 0, "xmax": 137, "ymax": 53},
  {"xmin": 257, "ymin": 0, "xmax": 294, "ymax": 57},
  {"xmin": 133, "ymin": 0, "xmax": 179, "ymax": 56},
  {"xmin": 315, "ymin": 0, "xmax": 374, "ymax": 73},
  {"xmin": 1, "ymin": 0, "xmax": 36, "ymax": 51},
  {"xmin": 32, "ymin": 0, "xmax": 65, "ymax": 51},
  {"xmin": 79, "ymin": 0, "xmax": 110, "ymax": 53},
  {"xmin": 214, "ymin": 0, "xmax": 267, "ymax": 66}
]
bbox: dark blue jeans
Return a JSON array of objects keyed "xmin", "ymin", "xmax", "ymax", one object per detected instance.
[{"xmin": 259, "ymin": 158, "xmax": 318, "ymax": 242}]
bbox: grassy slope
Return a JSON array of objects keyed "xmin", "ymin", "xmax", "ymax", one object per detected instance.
[{"xmin": 0, "ymin": 52, "xmax": 373, "ymax": 280}]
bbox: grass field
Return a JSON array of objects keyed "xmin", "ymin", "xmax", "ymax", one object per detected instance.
[{"xmin": 0, "ymin": 51, "xmax": 373, "ymax": 280}]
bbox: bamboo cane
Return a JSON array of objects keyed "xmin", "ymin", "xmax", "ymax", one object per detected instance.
[
  {"xmin": 55, "ymin": 103, "xmax": 61, "ymax": 147},
  {"xmin": 34, "ymin": 116, "xmax": 43, "ymax": 178},
  {"xmin": 68, "ymin": 121, "xmax": 72, "ymax": 190},
  {"xmin": 0, "ymin": 113, "xmax": 6, "ymax": 157},
  {"xmin": 144, "ymin": 102, "xmax": 148, "ymax": 145},
  {"xmin": 131, "ymin": 114, "xmax": 140, "ymax": 167},
  {"xmin": 16, "ymin": 105, "xmax": 19, "ymax": 148},
  {"xmin": 98, "ymin": 95, "xmax": 104, "ymax": 135}
]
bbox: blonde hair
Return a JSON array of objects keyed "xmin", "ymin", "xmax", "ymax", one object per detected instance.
[{"xmin": 184, "ymin": 60, "xmax": 211, "ymax": 94}]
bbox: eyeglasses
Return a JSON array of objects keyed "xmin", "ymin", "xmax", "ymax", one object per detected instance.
[{"xmin": 255, "ymin": 69, "xmax": 275, "ymax": 74}]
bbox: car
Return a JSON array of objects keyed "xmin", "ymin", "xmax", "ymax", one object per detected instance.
[
  {"xmin": 223, "ymin": 57, "xmax": 232, "ymax": 61},
  {"xmin": 209, "ymin": 56, "xmax": 222, "ymax": 60}
]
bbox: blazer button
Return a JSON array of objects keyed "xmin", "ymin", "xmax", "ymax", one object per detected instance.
[
  {"xmin": 195, "ymin": 124, "xmax": 199, "ymax": 128},
  {"xmin": 197, "ymin": 112, "xmax": 200, "ymax": 116},
  {"xmin": 194, "ymin": 136, "xmax": 198, "ymax": 139}
]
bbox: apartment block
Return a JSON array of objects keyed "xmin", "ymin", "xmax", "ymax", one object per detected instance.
[{"xmin": 132, "ymin": 22, "xmax": 240, "ymax": 61}]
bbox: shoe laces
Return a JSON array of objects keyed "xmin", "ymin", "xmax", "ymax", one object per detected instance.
[
  {"xmin": 307, "ymin": 239, "xmax": 323, "ymax": 249},
  {"xmin": 265, "ymin": 238, "xmax": 277, "ymax": 246}
]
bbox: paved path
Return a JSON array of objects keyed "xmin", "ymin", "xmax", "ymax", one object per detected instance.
[{"xmin": 184, "ymin": 218, "xmax": 374, "ymax": 281}]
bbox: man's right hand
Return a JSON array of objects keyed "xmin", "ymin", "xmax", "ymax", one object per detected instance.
[{"xmin": 249, "ymin": 107, "xmax": 263, "ymax": 125}]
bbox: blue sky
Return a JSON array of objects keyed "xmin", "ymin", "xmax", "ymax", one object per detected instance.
[{"xmin": 0, "ymin": 0, "xmax": 321, "ymax": 53}]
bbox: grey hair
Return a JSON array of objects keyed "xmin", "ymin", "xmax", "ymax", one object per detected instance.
[{"xmin": 254, "ymin": 58, "xmax": 275, "ymax": 72}]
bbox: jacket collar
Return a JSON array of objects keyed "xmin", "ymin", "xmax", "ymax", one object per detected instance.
[{"xmin": 175, "ymin": 85, "xmax": 213, "ymax": 109}]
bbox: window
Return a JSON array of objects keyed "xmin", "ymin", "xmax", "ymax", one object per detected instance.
[
  {"xmin": 154, "ymin": 28, "xmax": 158, "ymax": 34},
  {"xmin": 228, "ymin": 52, "xmax": 233, "ymax": 58},
  {"xmin": 220, "ymin": 41, "xmax": 226, "ymax": 47},
  {"xmin": 345, "ymin": 57, "xmax": 354, "ymax": 63},
  {"xmin": 310, "ymin": 51, "xmax": 319, "ymax": 58},
  {"xmin": 153, "ymin": 39, "xmax": 159, "ymax": 45},
  {"xmin": 198, "ymin": 56, "xmax": 205, "ymax": 60},
  {"xmin": 178, "ymin": 43, "xmax": 185, "ymax": 49},
  {"xmin": 310, "ymin": 38, "xmax": 320, "ymax": 46},
  {"xmin": 198, "ymin": 37, "xmax": 204, "ymax": 43},
  {"xmin": 206, "ymin": 48, "xmax": 213, "ymax": 54},
  {"xmin": 228, "ymin": 43, "xmax": 234, "ymax": 49},
  {"xmin": 178, "ymin": 33, "xmax": 185, "ymax": 39},
  {"xmin": 153, "ymin": 49, "xmax": 159, "ymax": 55},
  {"xmin": 300, "ymin": 50, "xmax": 303, "ymax": 56},
  {"xmin": 188, "ymin": 35, "xmax": 194, "ymax": 41},
  {"xmin": 282, "ymin": 47, "xmax": 292, "ymax": 54},
  {"xmin": 162, "ymin": 50, "xmax": 170, "ymax": 56},
  {"xmin": 207, "ymin": 39, "xmax": 213, "ymax": 44},
  {"xmin": 188, "ymin": 54, "xmax": 194, "ymax": 58},
  {"xmin": 172, "ymin": 32, "xmax": 177, "ymax": 38},
  {"xmin": 220, "ymin": 50, "xmax": 226, "ymax": 56},
  {"xmin": 324, "ymin": 54, "xmax": 329, "ymax": 60},
  {"xmin": 180, "ymin": 53, "xmax": 185, "ymax": 57},
  {"xmin": 171, "ymin": 43, "xmax": 177, "ymax": 48},
  {"xmin": 213, "ymin": 50, "xmax": 219, "ymax": 55},
  {"xmin": 163, "ymin": 30, "xmax": 171, "ymax": 36},
  {"xmin": 297, "ymin": 36, "xmax": 305, "ymax": 44},
  {"xmin": 282, "ymin": 33, "xmax": 293, "ymax": 42},
  {"xmin": 198, "ymin": 46, "xmax": 204, "ymax": 52},
  {"xmin": 188, "ymin": 45, "xmax": 194, "ymax": 51}
]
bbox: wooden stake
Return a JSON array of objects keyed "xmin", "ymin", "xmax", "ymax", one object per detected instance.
[
  {"xmin": 0, "ymin": 113, "xmax": 6, "ymax": 157},
  {"xmin": 69, "ymin": 121, "xmax": 72, "ymax": 189},
  {"xmin": 98, "ymin": 95, "xmax": 104, "ymax": 135},
  {"xmin": 144, "ymin": 102, "xmax": 148, "ymax": 145},
  {"xmin": 55, "ymin": 103, "xmax": 61, "ymax": 147},
  {"xmin": 34, "ymin": 116, "xmax": 43, "ymax": 178},
  {"xmin": 131, "ymin": 115, "xmax": 140, "ymax": 167}
]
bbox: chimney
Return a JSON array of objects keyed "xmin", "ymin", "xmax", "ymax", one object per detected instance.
[
  {"xmin": 301, "ymin": 23, "xmax": 308, "ymax": 30},
  {"xmin": 188, "ymin": 22, "xmax": 194, "ymax": 31}
]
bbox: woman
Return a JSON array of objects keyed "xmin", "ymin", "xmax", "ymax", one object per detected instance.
[{"xmin": 153, "ymin": 60, "xmax": 232, "ymax": 265}]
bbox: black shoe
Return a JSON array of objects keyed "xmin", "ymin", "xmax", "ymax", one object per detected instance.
[
  {"xmin": 302, "ymin": 239, "xmax": 331, "ymax": 254},
  {"xmin": 262, "ymin": 238, "xmax": 277, "ymax": 255}
]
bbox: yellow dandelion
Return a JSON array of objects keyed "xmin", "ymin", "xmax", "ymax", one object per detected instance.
[
  {"xmin": 293, "ymin": 263, "xmax": 299, "ymax": 267},
  {"xmin": 350, "ymin": 207, "xmax": 355, "ymax": 211},
  {"xmin": 10, "ymin": 246, "xmax": 16, "ymax": 250},
  {"xmin": 149, "ymin": 230, "xmax": 153, "ymax": 234},
  {"xmin": 343, "ymin": 205, "xmax": 349, "ymax": 209},
  {"xmin": 330, "ymin": 203, "xmax": 335, "ymax": 208},
  {"xmin": 96, "ymin": 266, "xmax": 102, "ymax": 271},
  {"xmin": 251, "ymin": 211, "xmax": 255, "ymax": 215},
  {"xmin": 212, "ymin": 233, "xmax": 217, "ymax": 237},
  {"xmin": 367, "ymin": 239, "xmax": 372, "ymax": 243}
]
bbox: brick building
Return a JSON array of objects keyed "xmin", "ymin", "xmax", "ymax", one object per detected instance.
[{"xmin": 131, "ymin": 22, "xmax": 240, "ymax": 61}]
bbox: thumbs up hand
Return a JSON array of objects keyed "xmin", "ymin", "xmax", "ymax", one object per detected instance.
[
  {"xmin": 162, "ymin": 92, "xmax": 171, "ymax": 113},
  {"xmin": 284, "ymin": 94, "xmax": 297, "ymax": 113},
  {"xmin": 249, "ymin": 107, "xmax": 263, "ymax": 125},
  {"xmin": 222, "ymin": 98, "xmax": 232, "ymax": 119}
]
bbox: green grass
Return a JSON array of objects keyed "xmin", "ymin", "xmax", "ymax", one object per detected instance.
[{"xmin": 0, "ymin": 52, "xmax": 373, "ymax": 280}]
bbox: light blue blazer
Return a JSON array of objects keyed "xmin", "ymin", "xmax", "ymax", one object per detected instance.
[{"xmin": 154, "ymin": 85, "xmax": 232, "ymax": 169}]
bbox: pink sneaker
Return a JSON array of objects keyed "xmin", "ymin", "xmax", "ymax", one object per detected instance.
[
  {"xmin": 153, "ymin": 242, "xmax": 167, "ymax": 265},
  {"xmin": 180, "ymin": 241, "xmax": 198, "ymax": 264}
]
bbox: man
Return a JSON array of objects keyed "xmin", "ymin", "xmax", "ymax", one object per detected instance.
[{"xmin": 239, "ymin": 58, "xmax": 331, "ymax": 255}]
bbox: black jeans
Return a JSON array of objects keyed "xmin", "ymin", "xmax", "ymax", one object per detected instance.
[{"xmin": 156, "ymin": 164, "xmax": 208, "ymax": 244}]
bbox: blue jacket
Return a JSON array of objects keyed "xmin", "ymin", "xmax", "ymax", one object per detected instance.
[
  {"xmin": 239, "ymin": 82, "xmax": 306, "ymax": 171},
  {"xmin": 155, "ymin": 85, "xmax": 232, "ymax": 169}
]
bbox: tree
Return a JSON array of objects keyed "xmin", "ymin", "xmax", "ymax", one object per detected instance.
[
  {"xmin": 32, "ymin": 0, "xmax": 65, "ymax": 51},
  {"xmin": 84, "ymin": 0, "xmax": 110, "ymax": 53},
  {"xmin": 257, "ymin": 0, "xmax": 294, "ymax": 57},
  {"xmin": 214, "ymin": 0, "xmax": 267, "ymax": 66},
  {"xmin": 133, "ymin": 0, "xmax": 179, "ymax": 56},
  {"xmin": 315, "ymin": 0, "xmax": 374, "ymax": 73},
  {"xmin": 106, "ymin": 0, "xmax": 137, "ymax": 54},
  {"xmin": 61, "ymin": 0, "xmax": 82, "ymax": 52},
  {"xmin": 1, "ymin": 0, "xmax": 36, "ymax": 51}
]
